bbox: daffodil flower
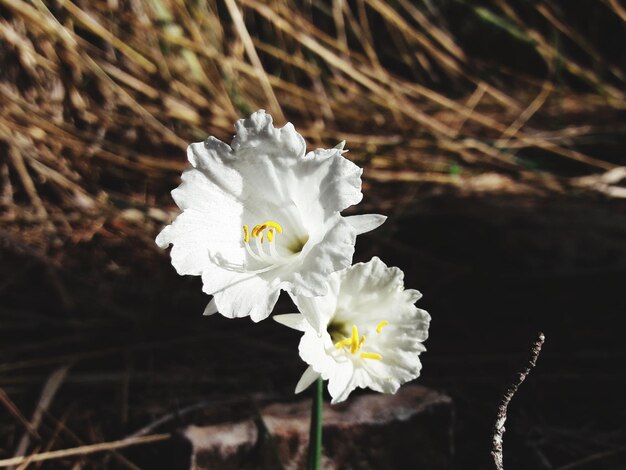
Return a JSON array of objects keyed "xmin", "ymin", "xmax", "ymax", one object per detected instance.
[
  {"xmin": 156, "ymin": 110, "xmax": 386, "ymax": 321},
  {"xmin": 274, "ymin": 257, "xmax": 430, "ymax": 404}
]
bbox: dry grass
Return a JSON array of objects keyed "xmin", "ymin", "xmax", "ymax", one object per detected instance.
[{"xmin": 0, "ymin": 0, "xmax": 624, "ymax": 255}]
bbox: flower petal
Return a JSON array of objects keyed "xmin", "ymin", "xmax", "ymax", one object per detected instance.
[
  {"xmin": 291, "ymin": 216, "xmax": 356, "ymax": 297},
  {"xmin": 344, "ymin": 214, "xmax": 387, "ymax": 235},
  {"xmin": 231, "ymin": 110, "xmax": 306, "ymax": 159},
  {"xmin": 295, "ymin": 366, "xmax": 321, "ymax": 394},
  {"xmin": 328, "ymin": 362, "xmax": 355, "ymax": 404},
  {"xmin": 155, "ymin": 167, "xmax": 245, "ymax": 274},
  {"xmin": 273, "ymin": 313, "xmax": 308, "ymax": 332},
  {"xmin": 155, "ymin": 209, "xmax": 214, "ymax": 275},
  {"xmin": 203, "ymin": 298, "xmax": 218, "ymax": 316},
  {"xmin": 341, "ymin": 256, "xmax": 404, "ymax": 293},
  {"xmin": 187, "ymin": 138, "xmax": 243, "ymax": 199},
  {"xmin": 210, "ymin": 274, "xmax": 280, "ymax": 322},
  {"xmin": 296, "ymin": 147, "xmax": 363, "ymax": 214},
  {"xmin": 289, "ymin": 278, "xmax": 339, "ymax": 335}
]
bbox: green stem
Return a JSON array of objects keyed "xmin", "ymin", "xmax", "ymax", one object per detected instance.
[{"xmin": 307, "ymin": 377, "xmax": 323, "ymax": 470}]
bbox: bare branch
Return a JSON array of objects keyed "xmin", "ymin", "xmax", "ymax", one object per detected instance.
[
  {"xmin": 492, "ymin": 332, "xmax": 546, "ymax": 470},
  {"xmin": 0, "ymin": 434, "xmax": 170, "ymax": 468}
]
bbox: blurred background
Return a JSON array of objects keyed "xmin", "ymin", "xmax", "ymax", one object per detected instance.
[{"xmin": 1, "ymin": 0, "xmax": 625, "ymax": 468}]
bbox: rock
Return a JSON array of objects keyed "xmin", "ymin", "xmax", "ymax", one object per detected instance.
[
  {"xmin": 182, "ymin": 385, "xmax": 453, "ymax": 470},
  {"xmin": 186, "ymin": 421, "xmax": 258, "ymax": 470}
]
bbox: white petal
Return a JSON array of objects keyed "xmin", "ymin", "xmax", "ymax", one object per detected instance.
[
  {"xmin": 339, "ymin": 256, "xmax": 405, "ymax": 302},
  {"xmin": 235, "ymin": 153, "xmax": 295, "ymax": 205},
  {"xmin": 155, "ymin": 167, "xmax": 245, "ymax": 274},
  {"xmin": 187, "ymin": 138, "xmax": 243, "ymax": 198},
  {"xmin": 203, "ymin": 298, "xmax": 219, "ymax": 316},
  {"xmin": 295, "ymin": 366, "xmax": 321, "ymax": 394},
  {"xmin": 328, "ymin": 362, "xmax": 355, "ymax": 404},
  {"xmin": 273, "ymin": 314, "xmax": 308, "ymax": 332},
  {"xmin": 200, "ymin": 264, "xmax": 245, "ymax": 295},
  {"xmin": 292, "ymin": 217, "xmax": 356, "ymax": 297},
  {"xmin": 290, "ymin": 281, "xmax": 339, "ymax": 336},
  {"xmin": 211, "ymin": 274, "xmax": 280, "ymax": 322},
  {"xmin": 293, "ymin": 298, "xmax": 324, "ymax": 337},
  {"xmin": 344, "ymin": 214, "xmax": 387, "ymax": 235},
  {"xmin": 231, "ymin": 110, "xmax": 306, "ymax": 159},
  {"xmin": 405, "ymin": 289, "xmax": 423, "ymax": 303},
  {"xmin": 297, "ymin": 330, "xmax": 337, "ymax": 382},
  {"xmin": 362, "ymin": 348, "xmax": 425, "ymax": 395},
  {"xmin": 298, "ymin": 147, "xmax": 363, "ymax": 214},
  {"xmin": 155, "ymin": 209, "xmax": 216, "ymax": 275}
]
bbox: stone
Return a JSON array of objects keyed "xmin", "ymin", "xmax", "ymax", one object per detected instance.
[
  {"xmin": 186, "ymin": 421, "xmax": 258, "ymax": 470},
  {"xmin": 182, "ymin": 385, "xmax": 453, "ymax": 469}
]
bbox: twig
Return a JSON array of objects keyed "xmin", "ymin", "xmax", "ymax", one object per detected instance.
[
  {"xmin": 572, "ymin": 167, "xmax": 626, "ymax": 198},
  {"xmin": 492, "ymin": 332, "xmax": 545, "ymax": 470},
  {"xmin": 0, "ymin": 388, "xmax": 40, "ymax": 440},
  {"xmin": 555, "ymin": 445, "xmax": 626, "ymax": 470},
  {"xmin": 12, "ymin": 366, "xmax": 70, "ymax": 466},
  {"xmin": 43, "ymin": 411, "xmax": 141, "ymax": 470},
  {"xmin": 6, "ymin": 144, "xmax": 47, "ymax": 219},
  {"xmin": 224, "ymin": 0, "xmax": 285, "ymax": 122},
  {"xmin": 127, "ymin": 401, "xmax": 211, "ymax": 438},
  {"xmin": 0, "ymin": 434, "xmax": 170, "ymax": 467}
]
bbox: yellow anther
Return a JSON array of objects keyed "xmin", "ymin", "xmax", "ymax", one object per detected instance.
[
  {"xmin": 250, "ymin": 221, "xmax": 282, "ymax": 242},
  {"xmin": 243, "ymin": 225, "xmax": 250, "ymax": 243},
  {"xmin": 334, "ymin": 338, "xmax": 352, "ymax": 349},
  {"xmin": 360, "ymin": 352, "xmax": 383, "ymax": 360},
  {"xmin": 376, "ymin": 321, "xmax": 389, "ymax": 334},
  {"xmin": 251, "ymin": 224, "xmax": 267, "ymax": 238},
  {"xmin": 335, "ymin": 325, "xmax": 365, "ymax": 354},
  {"xmin": 350, "ymin": 325, "xmax": 360, "ymax": 354},
  {"xmin": 264, "ymin": 221, "xmax": 283, "ymax": 233}
]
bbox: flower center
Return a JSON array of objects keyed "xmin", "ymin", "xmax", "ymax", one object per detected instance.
[
  {"xmin": 241, "ymin": 220, "xmax": 299, "ymax": 270},
  {"xmin": 329, "ymin": 321, "xmax": 389, "ymax": 361},
  {"xmin": 286, "ymin": 235, "xmax": 309, "ymax": 255}
]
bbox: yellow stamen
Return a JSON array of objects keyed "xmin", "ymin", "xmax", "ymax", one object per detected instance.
[
  {"xmin": 359, "ymin": 335, "xmax": 365, "ymax": 347},
  {"xmin": 350, "ymin": 325, "xmax": 359, "ymax": 354},
  {"xmin": 243, "ymin": 225, "xmax": 249, "ymax": 243},
  {"xmin": 334, "ymin": 338, "xmax": 352, "ymax": 349},
  {"xmin": 251, "ymin": 224, "xmax": 267, "ymax": 238},
  {"xmin": 360, "ymin": 352, "xmax": 382, "ymax": 360},
  {"xmin": 264, "ymin": 221, "xmax": 283, "ymax": 233},
  {"xmin": 250, "ymin": 221, "xmax": 283, "ymax": 244},
  {"xmin": 376, "ymin": 321, "xmax": 389, "ymax": 333}
]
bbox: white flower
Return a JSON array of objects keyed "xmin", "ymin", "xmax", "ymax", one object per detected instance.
[
  {"xmin": 274, "ymin": 257, "xmax": 430, "ymax": 404},
  {"xmin": 156, "ymin": 110, "xmax": 386, "ymax": 322}
]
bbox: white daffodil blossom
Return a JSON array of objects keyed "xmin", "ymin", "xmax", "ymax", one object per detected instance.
[
  {"xmin": 156, "ymin": 110, "xmax": 386, "ymax": 322},
  {"xmin": 275, "ymin": 257, "xmax": 430, "ymax": 404}
]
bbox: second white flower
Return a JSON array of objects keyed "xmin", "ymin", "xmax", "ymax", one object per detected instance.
[{"xmin": 275, "ymin": 257, "xmax": 430, "ymax": 404}]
